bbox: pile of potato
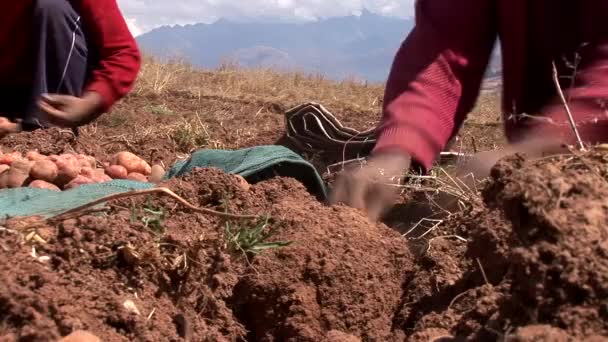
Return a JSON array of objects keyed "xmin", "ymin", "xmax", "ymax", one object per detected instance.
[{"xmin": 0, "ymin": 151, "xmax": 162, "ymax": 191}]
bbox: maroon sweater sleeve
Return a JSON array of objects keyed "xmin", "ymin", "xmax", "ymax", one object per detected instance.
[
  {"xmin": 79, "ymin": 0, "xmax": 141, "ymax": 111},
  {"xmin": 373, "ymin": 0, "xmax": 496, "ymax": 171}
]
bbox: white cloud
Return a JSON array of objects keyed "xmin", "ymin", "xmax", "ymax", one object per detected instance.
[
  {"xmin": 125, "ymin": 17, "xmax": 143, "ymax": 36},
  {"xmin": 117, "ymin": 0, "xmax": 415, "ymax": 35}
]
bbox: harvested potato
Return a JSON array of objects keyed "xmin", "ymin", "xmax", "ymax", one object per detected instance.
[
  {"xmin": 0, "ymin": 165, "xmax": 9, "ymax": 188},
  {"xmin": 6, "ymin": 160, "xmax": 33, "ymax": 188},
  {"xmin": 94, "ymin": 168, "xmax": 109, "ymax": 178},
  {"xmin": 6, "ymin": 168, "xmax": 30, "ymax": 188},
  {"xmin": 1, "ymin": 151, "xmax": 155, "ymax": 190},
  {"xmin": 30, "ymin": 159, "xmax": 59, "ymax": 182},
  {"xmin": 112, "ymin": 152, "xmax": 151, "ymax": 175},
  {"xmin": 79, "ymin": 167, "xmax": 110, "ymax": 182},
  {"xmin": 105, "ymin": 164, "xmax": 128, "ymax": 179},
  {"xmin": 93, "ymin": 170, "xmax": 112, "ymax": 183},
  {"xmin": 76, "ymin": 154, "xmax": 96, "ymax": 168},
  {"xmin": 79, "ymin": 167, "xmax": 95, "ymax": 177},
  {"xmin": 26, "ymin": 151, "xmax": 46, "ymax": 161},
  {"xmin": 7, "ymin": 172, "xmax": 29, "ymax": 187},
  {"xmin": 11, "ymin": 159, "xmax": 34, "ymax": 172},
  {"xmin": 64, "ymin": 175, "xmax": 94, "ymax": 190},
  {"xmin": 234, "ymin": 175, "xmax": 251, "ymax": 191},
  {"xmin": 29, "ymin": 180, "xmax": 61, "ymax": 191},
  {"xmin": 126, "ymin": 172, "xmax": 147, "ymax": 182},
  {"xmin": 149, "ymin": 164, "xmax": 165, "ymax": 183},
  {"xmin": 92, "ymin": 173, "xmax": 112, "ymax": 183},
  {"xmin": 55, "ymin": 155, "xmax": 82, "ymax": 185},
  {"xmin": 0, "ymin": 151, "xmax": 23, "ymax": 165}
]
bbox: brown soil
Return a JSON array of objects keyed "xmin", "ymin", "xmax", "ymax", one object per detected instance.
[
  {"xmin": 0, "ymin": 167, "xmax": 412, "ymax": 341},
  {"xmin": 400, "ymin": 150, "xmax": 608, "ymax": 341},
  {"xmin": 0, "ymin": 88, "xmax": 500, "ymax": 175},
  {"xmin": 3, "ymin": 149, "xmax": 608, "ymax": 341},
  {"xmin": 1, "ymin": 81, "xmax": 607, "ymax": 341}
]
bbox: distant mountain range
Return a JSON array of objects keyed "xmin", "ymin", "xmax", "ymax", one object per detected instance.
[{"xmin": 137, "ymin": 10, "xmax": 502, "ymax": 82}]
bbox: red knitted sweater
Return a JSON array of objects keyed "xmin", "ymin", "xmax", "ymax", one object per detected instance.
[{"xmin": 374, "ymin": 0, "xmax": 608, "ymax": 170}]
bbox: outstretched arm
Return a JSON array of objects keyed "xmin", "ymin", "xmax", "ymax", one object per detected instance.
[
  {"xmin": 39, "ymin": 0, "xmax": 141, "ymax": 127},
  {"xmin": 373, "ymin": 0, "xmax": 497, "ymax": 171},
  {"xmin": 79, "ymin": 0, "xmax": 141, "ymax": 113},
  {"xmin": 330, "ymin": 0, "xmax": 497, "ymax": 221}
]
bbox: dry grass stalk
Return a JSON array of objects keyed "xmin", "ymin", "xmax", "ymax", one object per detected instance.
[
  {"xmin": 476, "ymin": 258, "xmax": 490, "ymax": 286},
  {"xmin": 402, "ymin": 218, "xmax": 443, "ymax": 238},
  {"xmin": 134, "ymin": 56, "xmax": 384, "ymax": 113},
  {"xmin": 551, "ymin": 61, "xmax": 585, "ymax": 151},
  {"xmin": 49, "ymin": 187, "xmax": 261, "ymax": 223}
]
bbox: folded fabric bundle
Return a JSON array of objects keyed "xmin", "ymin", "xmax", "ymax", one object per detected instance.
[
  {"xmin": 284, "ymin": 102, "xmax": 469, "ymax": 164},
  {"xmin": 285, "ymin": 102, "xmax": 377, "ymax": 155}
]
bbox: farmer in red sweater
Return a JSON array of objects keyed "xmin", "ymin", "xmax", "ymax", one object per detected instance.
[
  {"xmin": 0, "ymin": 0, "xmax": 140, "ymax": 135},
  {"xmin": 331, "ymin": 1, "xmax": 608, "ymax": 221}
]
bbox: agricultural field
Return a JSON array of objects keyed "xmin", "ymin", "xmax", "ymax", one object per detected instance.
[{"xmin": 1, "ymin": 59, "xmax": 606, "ymax": 341}]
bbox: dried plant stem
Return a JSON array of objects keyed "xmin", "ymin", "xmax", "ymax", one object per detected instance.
[
  {"xmin": 49, "ymin": 187, "xmax": 260, "ymax": 222},
  {"xmin": 551, "ymin": 61, "xmax": 585, "ymax": 151},
  {"xmin": 476, "ymin": 258, "xmax": 490, "ymax": 286}
]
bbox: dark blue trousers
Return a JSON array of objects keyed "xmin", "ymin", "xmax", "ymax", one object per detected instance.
[{"xmin": 0, "ymin": 0, "xmax": 88, "ymax": 129}]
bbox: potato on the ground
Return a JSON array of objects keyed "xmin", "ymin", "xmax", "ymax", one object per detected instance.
[
  {"xmin": 105, "ymin": 164, "xmax": 128, "ymax": 179},
  {"xmin": 29, "ymin": 180, "xmax": 61, "ymax": 191},
  {"xmin": 79, "ymin": 167, "xmax": 96, "ymax": 177},
  {"xmin": 111, "ymin": 151, "xmax": 151, "ymax": 175},
  {"xmin": 0, "ymin": 151, "xmax": 154, "ymax": 190},
  {"xmin": 81, "ymin": 167, "xmax": 112, "ymax": 183},
  {"xmin": 126, "ymin": 172, "xmax": 147, "ymax": 182},
  {"xmin": 234, "ymin": 175, "xmax": 251, "ymax": 191},
  {"xmin": 0, "ymin": 165, "xmax": 9, "ymax": 188},
  {"xmin": 64, "ymin": 175, "xmax": 95, "ymax": 190},
  {"xmin": 6, "ymin": 159, "xmax": 33, "ymax": 188},
  {"xmin": 94, "ymin": 174, "xmax": 113, "ymax": 183},
  {"xmin": 76, "ymin": 154, "xmax": 97, "ymax": 168},
  {"xmin": 55, "ymin": 154, "xmax": 82, "ymax": 185},
  {"xmin": 0, "ymin": 151, "xmax": 23, "ymax": 165},
  {"xmin": 30, "ymin": 159, "xmax": 59, "ymax": 183},
  {"xmin": 26, "ymin": 151, "xmax": 46, "ymax": 161},
  {"xmin": 149, "ymin": 164, "xmax": 165, "ymax": 183}
]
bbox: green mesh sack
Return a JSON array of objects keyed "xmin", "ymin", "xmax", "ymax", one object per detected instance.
[
  {"xmin": 0, "ymin": 145, "xmax": 326, "ymax": 219},
  {"xmin": 166, "ymin": 145, "xmax": 326, "ymax": 198},
  {"xmin": 0, "ymin": 180, "xmax": 154, "ymax": 219}
]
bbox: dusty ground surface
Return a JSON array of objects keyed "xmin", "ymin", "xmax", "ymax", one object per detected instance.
[{"xmin": 2, "ymin": 63, "xmax": 603, "ymax": 341}]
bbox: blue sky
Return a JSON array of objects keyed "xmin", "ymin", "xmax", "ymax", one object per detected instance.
[{"xmin": 117, "ymin": 0, "xmax": 415, "ymax": 36}]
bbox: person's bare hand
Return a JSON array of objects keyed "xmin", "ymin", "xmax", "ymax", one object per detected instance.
[
  {"xmin": 455, "ymin": 136, "xmax": 569, "ymax": 187},
  {"xmin": 38, "ymin": 92, "xmax": 103, "ymax": 127},
  {"xmin": 0, "ymin": 117, "xmax": 22, "ymax": 138},
  {"xmin": 329, "ymin": 151, "xmax": 411, "ymax": 221}
]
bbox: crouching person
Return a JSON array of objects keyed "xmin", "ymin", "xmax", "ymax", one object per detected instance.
[
  {"xmin": 0, "ymin": 0, "xmax": 140, "ymax": 136},
  {"xmin": 330, "ymin": 0, "xmax": 608, "ymax": 221}
]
